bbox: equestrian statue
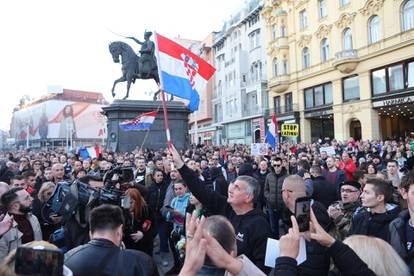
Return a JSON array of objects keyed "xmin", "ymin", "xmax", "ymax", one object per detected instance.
[{"xmin": 109, "ymin": 31, "xmax": 167, "ymax": 100}]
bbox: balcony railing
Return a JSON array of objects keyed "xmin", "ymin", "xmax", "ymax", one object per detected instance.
[
  {"xmin": 333, "ymin": 49, "xmax": 359, "ymax": 74},
  {"xmin": 265, "ymin": 104, "xmax": 299, "ymax": 116},
  {"xmin": 334, "ymin": 49, "xmax": 358, "ymax": 60}
]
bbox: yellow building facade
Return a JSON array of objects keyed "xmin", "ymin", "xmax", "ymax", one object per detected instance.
[{"xmin": 262, "ymin": 0, "xmax": 414, "ymax": 143}]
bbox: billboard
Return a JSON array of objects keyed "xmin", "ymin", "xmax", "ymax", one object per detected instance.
[{"xmin": 10, "ymin": 100, "xmax": 106, "ymax": 141}]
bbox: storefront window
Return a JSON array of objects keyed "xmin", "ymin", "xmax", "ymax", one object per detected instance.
[
  {"xmin": 305, "ymin": 89, "xmax": 313, "ymax": 108},
  {"xmin": 372, "ymin": 69, "xmax": 386, "ymax": 94},
  {"xmin": 314, "ymin": 86, "xmax": 324, "ymax": 106},
  {"xmin": 324, "ymin": 83, "xmax": 333, "ymax": 104},
  {"xmin": 408, "ymin": 62, "xmax": 414, "ymax": 87},
  {"xmin": 343, "ymin": 75, "xmax": 360, "ymax": 101},
  {"xmin": 388, "ymin": 64, "xmax": 404, "ymax": 91}
]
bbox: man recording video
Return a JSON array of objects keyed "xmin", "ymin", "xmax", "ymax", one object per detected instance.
[{"xmin": 64, "ymin": 204, "xmax": 158, "ymax": 276}]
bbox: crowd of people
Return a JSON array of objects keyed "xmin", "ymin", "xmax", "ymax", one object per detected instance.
[{"xmin": 0, "ymin": 137, "xmax": 413, "ymax": 275}]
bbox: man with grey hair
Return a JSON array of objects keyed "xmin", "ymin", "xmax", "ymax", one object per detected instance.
[{"xmin": 170, "ymin": 145, "xmax": 271, "ymax": 273}]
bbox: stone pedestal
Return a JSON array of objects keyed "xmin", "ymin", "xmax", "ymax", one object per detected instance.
[{"xmin": 102, "ymin": 100, "xmax": 190, "ymax": 152}]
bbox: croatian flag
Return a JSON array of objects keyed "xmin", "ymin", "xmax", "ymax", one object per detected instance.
[
  {"xmin": 266, "ymin": 113, "xmax": 278, "ymax": 151},
  {"xmin": 119, "ymin": 111, "xmax": 157, "ymax": 131},
  {"xmin": 155, "ymin": 33, "xmax": 215, "ymax": 112}
]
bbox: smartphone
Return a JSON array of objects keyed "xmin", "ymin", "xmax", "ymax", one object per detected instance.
[
  {"xmin": 15, "ymin": 246, "xmax": 63, "ymax": 276},
  {"xmin": 165, "ymin": 205, "xmax": 174, "ymax": 210},
  {"xmin": 121, "ymin": 194, "xmax": 131, "ymax": 209},
  {"xmin": 295, "ymin": 197, "xmax": 311, "ymax": 232}
]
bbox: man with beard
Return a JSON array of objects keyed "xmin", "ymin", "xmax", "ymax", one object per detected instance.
[{"xmin": 0, "ymin": 187, "xmax": 42, "ymax": 260}]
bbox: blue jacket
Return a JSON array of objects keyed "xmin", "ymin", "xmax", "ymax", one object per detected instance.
[{"xmin": 167, "ymin": 192, "xmax": 190, "ymax": 231}]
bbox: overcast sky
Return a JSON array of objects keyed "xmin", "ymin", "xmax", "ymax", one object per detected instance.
[{"xmin": 0, "ymin": 0, "xmax": 243, "ymax": 131}]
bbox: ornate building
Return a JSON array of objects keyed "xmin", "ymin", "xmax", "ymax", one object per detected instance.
[{"xmin": 262, "ymin": 0, "xmax": 414, "ymax": 142}]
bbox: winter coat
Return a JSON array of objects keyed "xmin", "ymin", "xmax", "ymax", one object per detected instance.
[
  {"xmin": 349, "ymin": 204, "xmax": 400, "ymax": 242},
  {"xmin": 264, "ymin": 170, "xmax": 287, "ymax": 210},
  {"xmin": 0, "ymin": 212, "xmax": 42, "ymax": 260},
  {"xmin": 311, "ymin": 176, "xmax": 338, "ymax": 209},
  {"xmin": 389, "ymin": 209, "xmax": 414, "ymax": 274}
]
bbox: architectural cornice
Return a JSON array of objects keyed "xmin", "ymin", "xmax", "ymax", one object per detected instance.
[
  {"xmin": 297, "ymin": 34, "xmax": 312, "ymax": 48},
  {"xmin": 359, "ymin": 0, "xmax": 385, "ymax": 17},
  {"xmin": 314, "ymin": 24, "xmax": 333, "ymax": 39},
  {"xmin": 335, "ymin": 12, "xmax": 357, "ymax": 29},
  {"xmin": 295, "ymin": 0, "xmax": 309, "ymax": 9}
]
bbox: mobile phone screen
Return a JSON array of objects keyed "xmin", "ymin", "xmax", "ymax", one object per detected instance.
[
  {"xmin": 121, "ymin": 194, "xmax": 131, "ymax": 209},
  {"xmin": 295, "ymin": 197, "xmax": 311, "ymax": 232},
  {"xmin": 15, "ymin": 246, "xmax": 63, "ymax": 276}
]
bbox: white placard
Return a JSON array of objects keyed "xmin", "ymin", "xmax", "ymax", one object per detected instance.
[
  {"xmin": 251, "ymin": 143, "xmax": 267, "ymax": 156},
  {"xmin": 319, "ymin": 146, "xmax": 336, "ymax": 156},
  {"xmin": 264, "ymin": 236, "xmax": 307, "ymax": 268}
]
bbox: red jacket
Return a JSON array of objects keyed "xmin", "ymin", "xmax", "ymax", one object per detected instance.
[{"xmin": 338, "ymin": 159, "xmax": 356, "ymax": 180}]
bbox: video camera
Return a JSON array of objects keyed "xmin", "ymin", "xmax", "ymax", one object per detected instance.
[{"xmin": 44, "ymin": 166, "xmax": 135, "ymax": 224}]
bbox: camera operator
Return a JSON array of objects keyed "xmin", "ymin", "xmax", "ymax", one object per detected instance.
[{"xmin": 64, "ymin": 204, "xmax": 158, "ymax": 276}]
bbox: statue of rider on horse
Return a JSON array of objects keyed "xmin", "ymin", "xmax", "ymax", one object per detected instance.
[
  {"xmin": 126, "ymin": 31, "xmax": 157, "ymax": 79},
  {"xmin": 109, "ymin": 30, "xmax": 167, "ymax": 100}
]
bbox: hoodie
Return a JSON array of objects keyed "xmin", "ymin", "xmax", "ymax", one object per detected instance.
[{"xmin": 178, "ymin": 165, "xmax": 271, "ymax": 273}]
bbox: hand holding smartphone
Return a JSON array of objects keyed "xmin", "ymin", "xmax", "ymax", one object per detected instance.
[{"xmin": 295, "ymin": 197, "xmax": 311, "ymax": 232}]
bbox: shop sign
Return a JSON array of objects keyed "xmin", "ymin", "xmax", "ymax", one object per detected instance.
[
  {"xmin": 373, "ymin": 95, "xmax": 414, "ymax": 108},
  {"xmin": 304, "ymin": 109, "xmax": 333, "ymax": 118},
  {"xmin": 281, "ymin": 124, "xmax": 299, "ymax": 137}
]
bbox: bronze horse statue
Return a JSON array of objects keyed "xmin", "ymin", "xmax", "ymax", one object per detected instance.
[{"xmin": 109, "ymin": 41, "xmax": 163, "ymax": 100}]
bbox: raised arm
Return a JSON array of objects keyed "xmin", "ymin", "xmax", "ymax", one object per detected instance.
[
  {"xmin": 170, "ymin": 144, "xmax": 228, "ymax": 215},
  {"xmin": 127, "ymin": 36, "xmax": 143, "ymax": 45}
]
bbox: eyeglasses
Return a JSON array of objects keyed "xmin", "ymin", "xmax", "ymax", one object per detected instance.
[
  {"xmin": 340, "ymin": 188, "xmax": 359, "ymax": 193},
  {"xmin": 273, "ymin": 164, "xmax": 282, "ymax": 167}
]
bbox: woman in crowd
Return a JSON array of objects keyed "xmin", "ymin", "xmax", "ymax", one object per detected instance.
[
  {"xmin": 123, "ymin": 188, "xmax": 155, "ymax": 257},
  {"xmin": 146, "ymin": 168, "xmax": 169, "ymax": 266},
  {"xmin": 344, "ymin": 235, "xmax": 410, "ymax": 276},
  {"xmin": 32, "ymin": 181, "xmax": 59, "ymax": 240},
  {"xmin": 366, "ymin": 163, "xmax": 377, "ymax": 175}
]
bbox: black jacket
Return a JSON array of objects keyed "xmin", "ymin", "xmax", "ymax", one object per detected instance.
[
  {"xmin": 349, "ymin": 204, "xmax": 400, "ymax": 242},
  {"xmin": 311, "ymin": 176, "xmax": 338, "ymax": 209},
  {"xmin": 282, "ymin": 201, "xmax": 333, "ymax": 276},
  {"xmin": 389, "ymin": 209, "xmax": 414, "ymax": 274},
  {"xmin": 274, "ymin": 240, "xmax": 376, "ymax": 276},
  {"xmin": 64, "ymin": 238, "xmax": 158, "ymax": 276},
  {"xmin": 145, "ymin": 180, "xmax": 168, "ymax": 215},
  {"xmin": 178, "ymin": 165, "xmax": 271, "ymax": 273}
]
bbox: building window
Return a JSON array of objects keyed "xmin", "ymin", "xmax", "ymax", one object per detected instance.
[
  {"xmin": 371, "ymin": 60, "xmax": 414, "ymax": 95},
  {"xmin": 324, "ymin": 83, "xmax": 333, "ymax": 104},
  {"xmin": 368, "ymin": 15, "xmax": 380, "ymax": 44},
  {"xmin": 305, "ymin": 89, "xmax": 314, "ymax": 108},
  {"xmin": 300, "ymin": 9, "xmax": 308, "ymax": 30},
  {"xmin": 340, "ymin": 0, "xmax": 350, "ymax": 7},
  {"xmin": 249, "ymin": 29, "xmax": 261, "ymax": 50},
  {"xmin": 273, "ymin": 58, "xmax": 278, "ymax": 77},
  {"xmin": 304, "ymin": 83, "xmax": 333, "ymax": 109},
  {"xmin": 319, "ymin": 0, "xmax": 327, "ymax": 18},
  {"xmin": 280, "ymin": 25, "xmax": 287, "ymax": 37},
  {"xmin": 402, "ymin": 0, "xmax": 414, "ymax": 31},
  {"xmin": 372, "ymin": 69, "xmax": 387, "ymax": 95},
  {"xmin": 282, "ymin": 60, "xmax": 289, "ymax": 75},
  {"xmin": 388, "ymin": 64, "xmax": 404, "ymax": 91},
  {"xmin": 274, "ymin": 96, "xmax": 281, "ymax": 114},
  {"xmin": 343, "ymin": 75, "xmax": 360, "ymax": 101},
  {"xmin": 320, "ymin": 38, "xmax": 329, "ymax": 62},
  {"xmin": 271, "ymin": 25, "xmax": 277, "ymax": 40},
  {"xmin": 343, "ymin": 28, "xmax": 353, "ymax": 50},
  {"xmin": 408, "ymin": 61, "xmax": 414, "ymax": 87},
  {"xmin": 285, "ymin": 93, "xmax": 293, "ymax": 112},
  {"xmin": 302, "ymin": 47, "xmax": 310, "ymax": 69}
]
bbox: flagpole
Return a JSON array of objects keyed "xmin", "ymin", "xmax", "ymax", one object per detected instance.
[
  {"xmin": 154, "ymin": 31, "xmax": 172, "ymax": 148},
  {"xmin": 194, "ymin": 110, "xmax": 199, "ymax": 145},
  {"xmin": 139, "ymin": 128, "xmax": 151, "ymax": 153}
]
